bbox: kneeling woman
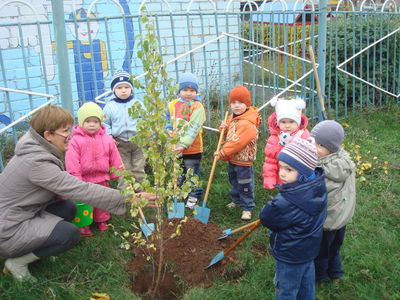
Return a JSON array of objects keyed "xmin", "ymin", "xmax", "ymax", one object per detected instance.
[{"xmin": 0, "ymin": 105, "xmax": 155, "ymax": 282}]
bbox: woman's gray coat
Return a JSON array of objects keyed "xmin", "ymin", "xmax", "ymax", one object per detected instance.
[{"xmin": 0, "ymin": 128, "xmax": 127, "ymax": 257}]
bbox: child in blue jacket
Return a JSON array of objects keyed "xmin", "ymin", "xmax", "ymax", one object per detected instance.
[
  {"xmin": 260, "ymin": 138, "xmax": 327, "ymax": 300},
  {"xmin": 103, "ymin": 71, "xmax": 145, "ymax": 189}
]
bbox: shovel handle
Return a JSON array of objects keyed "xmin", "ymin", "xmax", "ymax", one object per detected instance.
[
  {"xmin": 308, "ymin": 45, "xmax": 327, "ymax": 120},
  {"xmin": 224, "ymin": 220, "xmax": 261, "ymax": 257},
  {"xmin": 137, "ymin": 206, "xmax": 146, "ymax": 222},
  {"xmin": 203, "ymin": 111, "xmax": 229, "ymax": 204},
  {"xmin": 173, "ymin": 115, "xmax": 178, "ymax": 191},
  {"xmin": 120, "ymin": 162, "xmax": 150, "ymax": 223},
  {"xmin": 231, "ymin": 219, "xmax": 260, "ymax": 235}
]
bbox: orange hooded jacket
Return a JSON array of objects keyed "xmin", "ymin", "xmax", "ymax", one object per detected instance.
[{"xmin": 219, "ymin": 106, "xmax": 261, "ymax": 166}]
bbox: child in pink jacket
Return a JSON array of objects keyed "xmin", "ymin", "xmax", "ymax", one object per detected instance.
[
  {"xmin": 66, "ymin": 102, "xmax": 122, "ymax": 236},
  {"xmin": 263, "ymin": 98, "xmax": 310, "ymax": 189}
]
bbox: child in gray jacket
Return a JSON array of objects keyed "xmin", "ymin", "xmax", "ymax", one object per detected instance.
[{"xmin": 311, "ymin": 120, "xmax": 356, "ymax": 283}]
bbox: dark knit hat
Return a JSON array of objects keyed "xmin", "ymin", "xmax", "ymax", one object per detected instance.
[
  {"xmin": 278, "ymin": 138, "xmax": 318, "ymax": 177},
  {"xmin": 178, "ymin": 73, "xmax": 199, "ymax": 93},
  {"xmin": 311, "ymin": 120, "xmax": 344, "ymax": 153},
  {"xmin": 228, "ymin": 85, "xmax": 251, "ymax": 107},
  {"xmin": 111, "ymin": 70, "xmax": 133, "ymax": 93}
]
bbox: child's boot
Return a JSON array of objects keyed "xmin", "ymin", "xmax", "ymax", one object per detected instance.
[
  {"xmin": 79, "ymin": 226, "xmax": 93, "ymax": 237},
  {"xmin": 226, "ymin": 202, "xmax": 237, "ymax": 209},
  {"xmin": 3, "ymin": 252, "xmax": 39, "ymax": 282},
  {"xmin": 185, "ymin": 196, "xmax": 198, "ymax": 209},
  {"xmin": 241, "ymin": 211, "xmax": 252, "ymax": 220},
  {"xmin": 97, "ymin": 222, "xmax": 108, "ymax": 232}
]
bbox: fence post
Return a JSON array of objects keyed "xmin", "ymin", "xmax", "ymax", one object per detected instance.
[
  {"xmin": 317, "ymin": 0, "xmax": 328, "ymax": 121},
  {"xmin": 51, "ymin": 0, "xmax": 73, "ymax": 113}
]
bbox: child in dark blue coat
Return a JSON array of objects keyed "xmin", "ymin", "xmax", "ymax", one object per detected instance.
[{"xmin": 260, "ymin": 138, "xmax": 327, "ymax": 300}]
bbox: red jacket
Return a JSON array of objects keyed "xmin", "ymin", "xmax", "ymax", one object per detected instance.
[
  {"xmin": 262, "ymin": 112, "xmax": 310, "ymax": 189},
  {"xmin": 219, "ymin": 107, "xmax": 261, "ymax": 166}
]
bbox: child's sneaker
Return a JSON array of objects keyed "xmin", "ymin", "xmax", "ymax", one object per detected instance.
[
  {"xmin": 97, "ymin": 222, "xmax": 108, "ymax": 232},
  {"xmin": 241, "ymin": 211, "xmax": 252, "ymax": 220},
  {"xmin": 226, "ymin": 202, "xmax": 237, "ymax": 209},
  {"xmin": 185, "ymin": 196, "xmax": 198, "ymax": 209},
  {"xmin": 79, "ymin": 226, "xmax": 93, "ymax": 237}
]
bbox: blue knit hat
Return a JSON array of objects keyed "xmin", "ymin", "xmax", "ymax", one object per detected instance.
[
  {"xmin": 111, "ymin": 70, "xmax": 133, "ymax": 93},
  {"xmin": 278, "ymin": 138, "xmax": 318, "ymax": 178},
  {"xmin": 178, "ymin": 73, "xmax": 199, "ymax": 93}
]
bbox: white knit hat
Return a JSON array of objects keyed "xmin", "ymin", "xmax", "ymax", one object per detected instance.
[{"xmin": 273, "ymin": 98, "xmax": 306, "ymax": 125}]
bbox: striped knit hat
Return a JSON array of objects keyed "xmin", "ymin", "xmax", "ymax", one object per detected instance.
[
  {"xmin": 277, "ymin": 137, "xmax": 318, "ymax": 178},
  {"xmin": 110, "ymin": 70, "xmax": 133, "ymax": 93}
]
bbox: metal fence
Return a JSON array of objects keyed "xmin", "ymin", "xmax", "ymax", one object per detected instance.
[{"xmin": 1, "ymin": 0, "xmax": 399, "ymax": 171}]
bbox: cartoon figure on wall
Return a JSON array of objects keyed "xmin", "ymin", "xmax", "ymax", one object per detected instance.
[
  {"xmin": 67, "ymin": 8, "xmax": 108, "ymax": 106},
  {"xmin": 85, "ymin": 0, "xmax": 136, "ymax": 101},
  {"xmin": 119, "ymin": 0, "xmax": 135, "ymax": 73}
]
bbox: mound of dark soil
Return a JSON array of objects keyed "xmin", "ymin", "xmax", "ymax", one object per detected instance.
[{"xmin": 126, "ymin": 217, "xmax": 239, "ymax": 300}]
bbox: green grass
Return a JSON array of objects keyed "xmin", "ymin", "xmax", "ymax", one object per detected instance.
[{"xmin": 1, "ymin": 104, "xmax": 399, "ymax": 299}]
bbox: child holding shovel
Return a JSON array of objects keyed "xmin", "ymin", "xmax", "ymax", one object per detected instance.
[
  {"xmin": 215, "ymin": 86, "xmax": 261, "ymax": 220},
  {"xmin": 66, "ymin": 102, "xmax": 122, "ymax": 236},
  {"xmin": 311, "ymin": 120, "xmax": 356, "ymax": 283},
  {"xmin": 165, "ymin": 72, "xmax": 206, "ymax": 209},
  {"xmin": 263, "ymin": 97, "xmax": 310, "ymax": 190},
  {"xmin": 260, "ymin": 138, "xmax": 327, "ymax": 299}
]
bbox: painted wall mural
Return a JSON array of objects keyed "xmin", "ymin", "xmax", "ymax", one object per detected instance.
[{"xmin": 0, "ymin": 0, "xmax": 240, "ymax": 127}]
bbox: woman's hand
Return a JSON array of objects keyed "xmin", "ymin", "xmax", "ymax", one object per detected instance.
[{"xmin": 129, "ymin": 192, "xmax": 158, "ymax": 207}]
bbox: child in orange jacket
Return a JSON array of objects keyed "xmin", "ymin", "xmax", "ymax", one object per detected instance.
[
  {"xmin": 215, "ymin": 86, "xmax": 261, "ymax": 220},
  {"xmin": 262, "ymin": 98, "xmax": 310, "ymax": 190}
]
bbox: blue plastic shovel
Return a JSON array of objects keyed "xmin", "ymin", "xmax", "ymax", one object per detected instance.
[
  {"xmin": 205, "ymin": 220, "xmax": 261, "ymax": 269},
  {"xmin": 138, "ymin": 207, "xmax": 155, "ymax": 239},
  {"xmin": 167, "ymin": 113, "xmax": 185, "ymax": 219},
  {"xmin": 121, "ymin": 162, "xmax": 155, "ymax": 239},
  {"xmin": 195, "ymin": 112, "xmax": 229, "ymax": 224},
  {"xmin": 167, "ymin": 196, "xmax": 185, "ymax": 219}
]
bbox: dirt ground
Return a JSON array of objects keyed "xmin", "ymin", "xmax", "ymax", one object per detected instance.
[{"xmin": 126, "ymin": 217, "xmax": 241, "ymax": 300}]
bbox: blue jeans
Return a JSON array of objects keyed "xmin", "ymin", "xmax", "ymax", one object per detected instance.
[
  {"xmin": 228, "ymin": 163, "xmax": 255, "ymax": 211},
  {"xmin": 179, "ymin": 158, "xmax": 203, "ymax": 200},
  {"xmin": 274, "ymin": 260, "xmax": 315, "ymax": 300},
  {"xmin": 314, "ymin": 226, "xmax": 346, "ymax": 282}
]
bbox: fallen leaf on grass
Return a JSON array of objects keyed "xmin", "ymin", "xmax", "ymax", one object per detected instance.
[{"xmin": 90, "ymin": 292, "xmax": 110, "ymax": 300}]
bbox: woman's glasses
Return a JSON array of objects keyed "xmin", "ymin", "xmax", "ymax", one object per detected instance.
[{"xmin": 53, "ymin": 130, "xmax": 72, "ymax": 141}]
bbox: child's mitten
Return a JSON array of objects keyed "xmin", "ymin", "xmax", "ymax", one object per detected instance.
[{"xmin": 279, "ymin": 131, "xmax": 291, "ymax": 146}]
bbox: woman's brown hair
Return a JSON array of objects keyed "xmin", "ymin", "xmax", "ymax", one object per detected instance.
[{"xmin": 30, "ymin": 105, "xmax": 74, "ymax": 136}]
